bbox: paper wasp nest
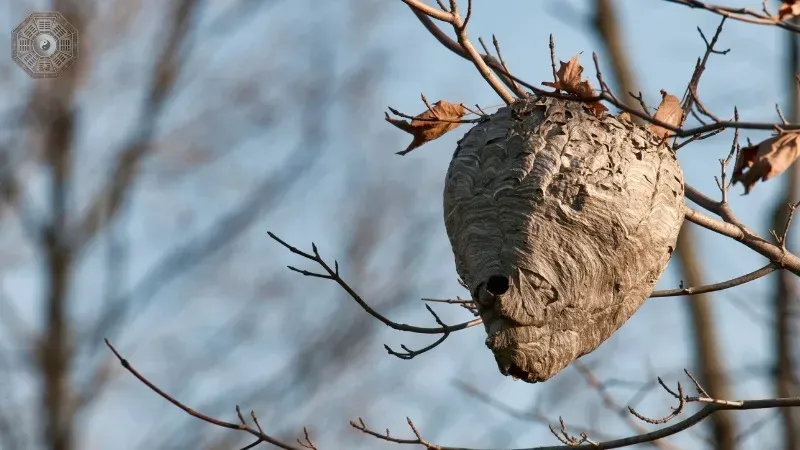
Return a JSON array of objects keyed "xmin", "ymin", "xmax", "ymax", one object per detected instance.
[{"xmin": 444, "ymin": 96, "xmax": 685, "ymax": 383}]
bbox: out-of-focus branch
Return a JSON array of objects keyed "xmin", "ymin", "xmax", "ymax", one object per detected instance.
[
  {"xmin": 592, "ymin": 0, "xmax": 643, "ymax": 119},
  {"xmin": 36, "ymin": 4, "xmax": 202, "ymax": 438},
  {"xmin": 453, "ymin": 380, "xmax": 616, "ymax": 443},
  {"xmin": 32, "ymin": 4, "xmax": 87, "ymax": 449},
  {"xmin": 74, "ymin": 0, "xmax": 200, "ymax": 252},
  {"xmin": 0, "ymin": 146, "xmax": 40, "ymax": 244},
  {"xmin": 673, "ymin": 227, "xmax": 736, "ymax": 450},
  {"xmin": 77, "ymin": 42, "xmax": 335, "ymax": 410},
  {"xmin": 28, "ymin": 1, "xmax": 204, "ymax": 446},
  {"xmin": 771, "ymin": 15, "xmax": 800, "ymax": 449}
]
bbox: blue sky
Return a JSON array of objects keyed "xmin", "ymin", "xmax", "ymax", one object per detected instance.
[{"xmin": 0, "ymin": 1, "xmax": 795, "ymax": 449}]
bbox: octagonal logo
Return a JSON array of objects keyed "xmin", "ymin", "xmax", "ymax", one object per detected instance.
[{"xmin": 12, "ymin": 12, "xmax": 79, "ymax": 79}]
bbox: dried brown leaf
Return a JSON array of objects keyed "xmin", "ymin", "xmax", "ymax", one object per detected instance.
[
  {"xmin": 584, "ymin": 95, "xmax": 608, "ymax": 117},
  {"xmin": 732, "ymin": 131, "xmax": 800, "ymax": 194},
  {"xmin": 543, "ymin": 55, "xmax": 585, "ymax": 94},
  {"xmin": 385, "ymin": 100, "xmax": 467, "ymax": 155},
  {"xmin": 779, "ymin": 0, "xmax": 800, "ymax": 20},
  {"xmin": 647, "ymin": 90, "xmax": 683, "ymax": 139},
  {"xmin": 542, "ymin": 54, "xmax": 607, "ymax": 117}
]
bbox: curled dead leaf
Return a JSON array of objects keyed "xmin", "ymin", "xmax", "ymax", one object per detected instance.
[
  {"xmin": 542, "ymin": 54, "xmax": 607, "ymax": 117},
  {"xmin": 779, "ymin": 0, "xmax": 800, "ymax": 20},
  {"xmin": 733, "ymin": 131, "xmax": 800, "ymax": 194},
  {"xmin": 385, "ymin": 100, "xmax": 467, "ymax": 155},
  {"xmin": 647, "ymin": 90, "xmax": 683, "ymax": 139}
]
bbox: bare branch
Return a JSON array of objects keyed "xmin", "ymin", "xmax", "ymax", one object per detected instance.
[
  {"xmin": 105, "ymin": 340, "xmax": 303, "ymax": 450},
  {"xmin": 268, "ymin": 232, "xmax": 481, "ymax": 359},
  {"xmin": 650, "ymin": 263, "xmax": 778, "ymax": 297},
  {"xmin": 663, "ymin": 0, "xmax": 800, "ymax": 33},
  {"xmin": 679, "ymin": 17, "xmax": 728, "ymax": 126},
  {"xmin": 403, "ymin": 0, "xmax": 515, "ymax": 104},
  {"xmin": 383, "ymin": 305, "xmax": 452, "ymax": 359},
  {"xmin": 269, "ymin": 232, "xmax": 480, "ymax": 335},
  {"xmin": 406, "ymin": 6, "xmax": 800, "ymax": 137},
  {"xmin": 354, "ymin": 382, "xmax": 800, "ymax": 450},
  {"xmin": 573, "ymin": 361, "xmax": 678, "ymax": 449},
  {"xmin": 401, "ymin": 0, "xmax": 453, "ymax": 22}
]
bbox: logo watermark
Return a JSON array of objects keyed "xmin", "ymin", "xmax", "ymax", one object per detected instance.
[{"xmin": 12, "ymin": 12, "xmax": 79, "ymax": 79}]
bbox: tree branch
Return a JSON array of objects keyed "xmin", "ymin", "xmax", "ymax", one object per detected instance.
[
  {"xmin": 407, "ymin": 4, "xmax": 800, "ymax": 137},
  {"xmin": 105, "ymin": 339, "xmax": 303, "ymax": 450},
  {"xmin": 268, "ymin": 232, "xmax": 481, "ymax": 359},
  {"xmin": 650, "ymin": 263, "xmax": 777, "ymax": 297},
  {"xmin": 353, "ymin": 380, "xmax": 800, "ymax": 450},
  {"xmin": 402, "ymin": 0, "xmax": 516, "ymax": 104},
  {"xmin": 663, "ymin": 0, "xmax": 800, "ymax": 33}
]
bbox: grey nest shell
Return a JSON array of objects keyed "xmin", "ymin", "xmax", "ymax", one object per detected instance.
[{"xmin": 443, "ymin": 96, "xmax": 685, "ymax": 383}]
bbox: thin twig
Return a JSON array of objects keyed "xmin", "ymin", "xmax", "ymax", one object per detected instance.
[
  {"xmin": 403, "ymin": 0, "xmax": 516, "ymax": 104},
  {"xmin": 268, "ymin": 232, "xmax": 481, "ymax": 359},
  {"xmin": 573, "ymin": 361, "xmax": 678, "ymax": 449},
  {"xmin": 549, "ymin": 34, "xmax": 558, "ymax": 85},
  {"xmin": 354, "ymin": 371, "xmax": 800, "ymax": 450},
  {"xmin": 407, "ymin": 9, "xmax": 800, "ymax": 136},
  {"xmin": 679, "ymin": 17, "xmax": 728, "ymax": 126},
  {"xmin": 649, "ymin": 264, "xmax": 778, "ymax": 297},
  {"xmin": 492, "ymin": 34, "xmax": 525, "ymax": 97},
  {"xmin": 104, "ymin": 339, "xmax": 302, "ymax": 450},
  {"xmin": 663, "ymin": 0, "xmax": 800, "ymax": 34},
  {"xmin": 355, "ymin": 392, "xmax": 800, "ymax": 450}
]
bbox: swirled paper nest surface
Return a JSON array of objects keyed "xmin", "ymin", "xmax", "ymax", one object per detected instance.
[{"xmin": 443, "ymin": 96, "xmax": 685, "ymax": 382}]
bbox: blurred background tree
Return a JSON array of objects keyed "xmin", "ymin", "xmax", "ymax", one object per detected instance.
[{"xmin": 1, "ymin": 1, "xmax": 800, "ymax": 449}]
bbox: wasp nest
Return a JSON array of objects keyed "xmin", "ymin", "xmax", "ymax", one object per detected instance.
[{"xmin": 443, "ymin": 96, "xmax": 685, "ymax": 383}]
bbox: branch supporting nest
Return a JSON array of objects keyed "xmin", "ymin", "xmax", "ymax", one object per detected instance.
[{"xmin": 402, "ymin": 0, "xmax": 516, "ymax": 104}]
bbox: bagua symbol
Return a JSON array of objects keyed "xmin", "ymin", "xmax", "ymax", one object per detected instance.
[{"xmin": 11, "ymin": 12, "xmax": 79, "ymax": 79}]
